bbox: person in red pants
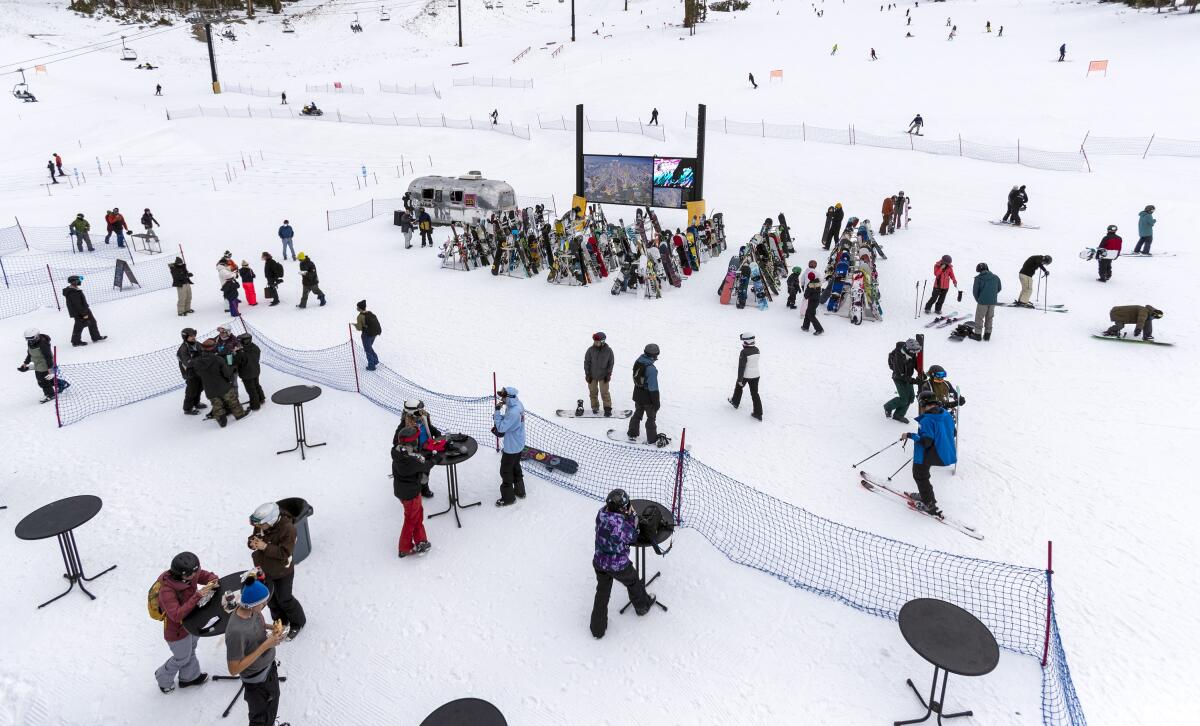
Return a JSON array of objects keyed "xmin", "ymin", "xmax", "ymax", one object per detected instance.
[
  {"xmin": 239, "ymin": 260, "xmax": 258, "ymax": 306},
  {"xmin": 391, "ymin": 427, "xmax": 435, "ymax": 557}
]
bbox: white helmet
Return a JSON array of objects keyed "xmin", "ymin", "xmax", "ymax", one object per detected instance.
[
  {"xmin": 740, "ymin": 332, "xmax": 756, "ymax": 346},
  {"xmin": 24, "ymin": 328, "xmax": 40, "ymax": 340},
  {"xmin": 250, "ymin": 502, "xmax": 280, "ymax": 527}
]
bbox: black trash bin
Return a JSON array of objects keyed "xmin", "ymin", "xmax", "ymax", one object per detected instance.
[
  {"xmin": 393, "ymin": 210, "xmax": 403, "ymax": 226},
  {"xmin": 276, "ymin": 497, "xmax": 314, "ymax": 565}
]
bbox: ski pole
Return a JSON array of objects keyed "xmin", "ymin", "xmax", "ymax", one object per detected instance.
[
  {"xmin": 887, "ymin": 456, "xmax": 912, "ymax": 481},
  {"xmin": 850, "ymin": 438, "xmax": 901, "ymax": 468},
  {"xmin": 1044, "ymin": 273, "xmax": 1049, "ymax": 313}
]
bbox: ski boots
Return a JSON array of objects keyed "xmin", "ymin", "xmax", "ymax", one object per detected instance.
[
  {"xmin": 413, "ymin": 541, "xmax": 432, "ymax": 554},
  {"xmin": 983, "ymin": 332, "xmax": 992, "ymax": 341},
  {"xmin": 179, "ymin": 673, "xmax": 208, "ymax": 688}
]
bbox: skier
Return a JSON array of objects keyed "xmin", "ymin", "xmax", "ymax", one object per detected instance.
[
  {"xmin": 589, "ymin": 488, "xmax": 656, "ymax": 639},
  {"xmin": 296, "ymin": 252, "xmax": 326, "ymax": 307},
  {"xmin": 801, "ymin": 276, "xmax": 825, "ymax": 336},
  {"xmin": 69, "ymin": 213, "xmax": 94, "ymax": 252},
  {"xmin": 880, "ymin": 196, "xmax": 895, "ymax": 235},
  {"xmin": 281, "ymin": 91, "xmax": 287, "ymax": 105},
  {"xmin": 17, "ymin": 328, "xmax": 60, "ymax": 403},
  {"xmin": 223, "ymin": 575, "xmax": 287, "ymax": 726},
  {"xmin": 261, "ymin": 251, "xmax": 284, "ymax": 306},
  {"xmin": 152, "ymin": 552, "xmax": 218, "ymax": 694},
  {"xmin": 392, "ymin": 426, "xmax": 435, "ymax": 557},
  {"xmin": 1001, "ymin": 185, "xmax": 1027, "ymax": 225},
  {"xmin": 786, "ymin": 267, "xmax": 802, "ymax": 309},
  {"xmin": 47, "ymin": 160, "xmax": 58, "ymax": 184},
  {"xmin": 1014, "ymin": 254, "xmax": 1051, "ymax": 307},
  {"xmin": 155, "ymin": 83, "xmax": 162, "ymax": 96},
  {"xmin": 584, "ymin": 332, "xmax": 615, "ymax": 416},
  {"xmin": 920, "ymin": 365, "xmax": 965, "ymax": 410},
  {"xmin": 108, "ymin": 208, "xmax": 130, "ymax": 247},
  {"xmin": 870, "ymin": 48, "xmax": 878, "ymax": 61},
  {"xmin": 490, "ymin": 109, "xmax": 499, "ymax": 125},
  {"xmin": 1059, "ymin": 43, "xmax": 1066, "ymax": 62},
  {"xmin": 907, "ymin": 114, "xmax": 924, "ymax": 135},
  {"xmin": 248, "ymin": 502, "xmax": 306, "ymax": 640},
  {"xmin": 924, "ymin": 255, "xmax": 957, "ymax": 314},
  {"xmin": 649, "ymin": 108, "xmax": 659, "ymax": 125},
  {"xmin": 627, "ymin": 344, "xmax": 663, "ymax": 446},
  {"xmin": 233, "ymin": 333, "xmax": 266, "ymax": 411},
  {"xmin": 971, "ymin": 262, "xmax": 1002, "ymax": 341},
  {"xmin": 1097, "ymin": 225, "xmax": 1122, "ymax": 282},
  {"xmin": 986, "ymin": 21, "xmax": 991, "ymax": 32},
  {"xmin": 399, "ymin": 209, "xmax": 415, "ymax": 249},
  {"xmin": 192, "ymin": 339, "xmax": 246, "ymax": 427},
  {"xmin": 883, "ymin": 339, "xmax": 922, "ymax": 423},
  {"xmin": 418, "ymin": 209, "xmax": 434, "ymax": 247},
  {"xmin": 141, "ymin": 208, "xmax": 160, "ymax": 237},
  {"xmin": 998, "ymin": 26, "xmax": 1003, "ymax": 37},
  {"xmin": 1133, "ymin": 205, "xmax": 1156, "ymax": 255},
  {"xmin": 1102, "ymin": 305, "xmax": 1163, "ymax": 342},
  {"xmin": 900, "ymin": 392, "xmax": 957, "ymax": 517},
  {"xmin": 176, "ymin": 328, "xmax": 207, "ymax": 416},
  {"xmin": 278, "ymin": 219, "xmax": 296, "ymax": 260},
  {"xmin": 728, "ymin": 333, "xmax": 762, "ymax": 421},
  {"xmin": 353, "ymin": 300, "xmax": 382, "ymax": 371},
  {"xmin": 54, "ymin": 153, "xmax": 64, "ymax": 176},
  {"xmin": 748, "ymin": 72, "xmax": 757, "ymax": 89},
  {"xmin": 63, "ymin": 275, "xmax": 107, "ymax": 347},
  {"xmin": 492, "ymin": 386, "xmax": 527, "ymax": 507}
]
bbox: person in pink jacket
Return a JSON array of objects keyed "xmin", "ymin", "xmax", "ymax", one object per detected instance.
[
  {"xmin": 154, "ymin": 552, "xmax": 219, "ymax": 693},
  {"xmin": 924, "ymin": 255, "xmax": 958, "ymax": 314}
]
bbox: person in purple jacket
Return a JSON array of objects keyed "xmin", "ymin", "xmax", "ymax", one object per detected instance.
[{"xmin": 589, "ymin": 488, "xmax": 655, "ymax": 638}]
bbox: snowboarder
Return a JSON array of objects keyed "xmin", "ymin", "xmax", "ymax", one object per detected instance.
[
  {"xmin": 192, "ymin": 339, "xmax": 246, "ymax": 426},
  {"xmin": 354, "ymin": 300, "xmax": 382, "ymax": 371},
  {"xmin": 1133, "ymin": 205, "xmax": 1156, "ymax": 255},
  {"xmin": 278, "ymin": 219, "xmax": 296, "ymax": 260},
  {"xmin": 490, "ymin": 109, "xmax": 499, "ymax": 125},
  {"xmin": 155, "ymin": 83, "xmax": 162, "ymax": 96},
  {"xmin": 63, "ymin": 276, "xmax": 106, "ymax": 347},
  {"xmin": 893, "ymin": 192, "xmax": 908, "ymax": 231},
  {"xmin": 589, "ymin": 488, "xmax": 656, "ymax": 639},
  {"xmin": 1015, "ymin": 254, "xmax": 1051, "ymax": 307},
  {"xmin": 223, "ymin": 576, "xmax": 287, "ymax": 726},
  {"xmin": 1001, "ymin": 185, "xmax": 1027, "ymax": 225},
  {"xmin": 1059, "ymin": 43, "xmax": 1066, "ymax": 62},
  {"xmin": 831, "ymin": 43, "xmax": 838, "ymax": 55},
  {"xmin": 296, "ymin": 252, "xmax": 326, "ymax": 307},
  {"xmin": 824, "ymin": 203, "xmax": 844, "ymax": 249},
  {"xmin": 493, "ymin": 386, "xmax": 527, "ymax": 506},
  {"xmin": 748, "ymin": 72, "xmax": 757, "ymax": 89},
  {"xmin": 907, "ymin": 114, "xmax": 924, "ymax": 134},
  {"xmin": 1097, "ymin": 225, "xmax": 1122, "ymax": 282},
  {"xmin": 281, "ymin": 91, "xmax": 287, "ymax": 105},
  {"xmin": 870, "ymin": 48, "xmax": 878, "ymax": 61},
  {"xmin": 900, "ymin": 392, "xmax": 957, "ymax": 517},
  {"xmin": 17, "ymin": 328, "xmax": 60, "ymax": 403},
  {"xmin": 47, "ymin": 160, "xmax": 58, "ymax": 184},
  {"xmin": 729, "ymin": 333, "xmax": 762, "ymax": 420},
  {"xmin": 233, "ymin": 333, "xmax": 266, "ymax": 410},
  {"xmin": 883, "ymin": 339, "xmax": 922, "ymax": 423},
  {"xmin": 392, "ymin": 426, "xmax": 435, "ymax": 557},
  {"xmin": 971, "ymin": 263, "xmax": 1001, "ymax": 341},
  {"xmin": 54, "ymin": 153, "xmax": 64, "ymax": 176},
  {"xmin": 176, "ymin": 328, "xmax": 207, "ymax": 415},
  {"xmin": 168, "ymin": 257, "xmax": 194, "ymax": 317},
  {"xmin": 152, "ymin": 552, "xmax": 219, "ymax": 694},
  {"xmin": 801, "ymin": 277, "xmax": 825, "ymax": 335},
  {"xmin": 584, "ymin": 332, "xmax": 615, "ymax": 416},
  {"xmin": 69, "ymin": 213, "xmax": 93, "ymax": 252},
  {"xmin": 261, "ymin": 251, "xmax": 284, "ymax": 306},
  {"xmin": 141, "ymin": 208, "xmax": 160, "ymax": 236},
  {"xmin": 627, "ymin": 344, "xmax": 662, "ymax": 446},
  {"xmin": 248, "ymin": 502, "xmax": 307, "ymax": 640},
  {"xmin": 925, "ymin": 255, "xmax": 957, "ymax": 314},
  {"xmin": 649, "ymin": 108, "xmax": 659, "ymax": 125},
  {"xmin": 418, "ymin": 209, "xmax": 434, "ymax": 247},
  {"xmin": 786, "ymin": 267, "xmax": 802, "ymax": 309},
  {"xmin": 1102, "ymin": 305, "xmax": 1163, "ymax": 342}
]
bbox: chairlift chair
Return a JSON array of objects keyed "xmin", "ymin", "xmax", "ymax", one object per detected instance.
[
  {"xmin": 13, "ymin": 81, "xmax": 37, "ymax": 102},
  {"xmin": 283, "ymin": 19, "xmax": 295, "ymax": 33},
  {"xmin": 380, "ymin": 6, "xmax": 390, "ymax": 20}
]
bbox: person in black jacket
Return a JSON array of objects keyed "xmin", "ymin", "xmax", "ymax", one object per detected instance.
[
  {"xmin": 261, "ymin": 252, "xmax": 284, "ymax": 306},
  {"xmin": 729, "ymin": 333, "xmax": 762, "ymax": 420},
  {"xmin": 234, "ymin": 333, "xmax": 266, "ymax": 410},
  {"xmin": 176, "ymin": 328, "xmax": 208, "ymax": 415},
  {"xmin": 801, "ymin": 278, "xmax": 825, "ymax": 335},
  {"xmin": 882, "ymin": 339, "xmax": 922, "ymax": 423},
  {"xmin": 62, "ymin": 275, "xmax": 107, "ymax": 346},
  {"xmin": 18, "ymin": 328, "xmax": 60, "ymax": 402},
  {"xmin": 296, "ymin": 253, "xmax": 326, "ymax": 308},
  {"xmin": 825, "ymin": 204, "xmax": 845, "ymax": 249},
  {"xmin": 191, "ymin": 339, "xmax": 246, "ymax": 427},
  {"xmin": 1015, "ymin": 254, "xmax": 1052, "ymax": 307},
  {"xmin": 392, "ymin": 427, "xmax": 435, "ymax": 557},
  {"xmin": 221, "ymin": 277, "xmax": 241, "ymax": 317},
  {"xmin": 786, "ymin": 267, "xmax": 802, "ymax": 309},
  {"xmin": 1002, "ymin": 185, "xmax": 1028, "ymax": 225},
  {"xmin": 169, "ymin": 257, "xmax": 194, "ymax": 316},
  {"xmin": 353, "ymin": 300, "xmax": 382, "ymax": 371}
]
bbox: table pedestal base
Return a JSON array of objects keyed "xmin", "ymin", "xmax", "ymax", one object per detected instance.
[
  {"xmin": 39, "ymin": 530, "xmax": 116, "ymax": 609},
  {"xmin": 276, "ymin": 403, "xmax": 326, "ymax": 460},
  {"xmin": 620, "ymin": 545, "xmax": 669, "ymax": 614},
  {"xmin": 428, "ymin": 462, "xmax": 480, "ymax": 528},
  {"xmin": 895, "ymin": 666, "xmax": 973, "ymax": 726},
  {"xmin": 213, "ymin": 665, "xmax": 287, "ymax": 719}
]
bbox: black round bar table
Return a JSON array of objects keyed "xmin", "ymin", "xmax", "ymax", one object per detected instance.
[{"xmin": 15, "ymin": 494, "xmax": 116, "ymax": 609}]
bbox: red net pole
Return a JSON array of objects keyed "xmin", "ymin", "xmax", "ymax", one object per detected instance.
[
  {"xmin": 347, "ymin": 323, "xmax": 361, "ymax": 393},
  {"xmin": 52, "ymin": 346, "xmax": 62, "ymax": 427},
  {"xmin": 672, "ymin": 428, "xmax": 687, "ymax": 524},
  {"xmin": 492, "ymin": 371, "xmax": 499, "ymax": 452},
  {"xmin": 1041, "ymin": 540, "xmax": 1054, "ymax": 667}
]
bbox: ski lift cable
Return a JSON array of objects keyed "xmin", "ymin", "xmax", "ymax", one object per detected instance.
[{"xmin": 0, "ymin": 24, "xmax": 186, "ymax": 75}]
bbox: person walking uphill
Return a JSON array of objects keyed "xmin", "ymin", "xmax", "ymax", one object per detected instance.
[
  {"xmin": 728, "ymin": 333, "xmax": 763, "ymax": 420},
  {"xmin": 883, "ymin": 338, "xmax": 922, "ymax": 423},
  {"xmin": 192, "ymin": 339, "xmax": 246, "ymax": 427},
  {"xmin": 971, "ymin": 262, "xmax": 1002, "ymax": 340},
  {"xmin": 589, "ymin": 488, "xmax": 655, "ymax": 639},
  {"xmin": 296, "ymin": 253, "xmax": 326, "ymax": 308},
  {"xmin": 261, "ymin": 252, "xmax": 284, "ymax": 306},
  {"xmin": 1015, "ymin": 254, "xmax": 1051, "ymax": 307},
  {"xmin": 492, "ymin": 386, "xmax": 527, "ymax": 507},
  {"xmin": 278, "ymin": 220, "xmax": 296, "ymax": 261},
  {"xmin": 249, "ymin": 502, "xmax": 307, "ymax": 641},
  {"xmin": 153, "ymin": 552, "xmax": 218, "ymax": 694},
  {"xmin": 925, "ymin": 255, "xmax": 957, "ymax": 314},
  {"xmin": 169, "ymin": 257, "xmax": 195, "ymax": 316},
  {"xmin": 627, "ymin": 344, "xmax": 664, "ymax": 446},
  {"xmin": 224, "ymin": 576, "xmax": 288, "ymax": 726},
  {"xmin": 354, "ymin": 300, "xmax": 382, "ymax": 371},
  {"xmin": 584, "ymin": 332, "xmax": 615, "ymax": 416},
  {"xmin": 392, "ymin": 426, "xmax": 436, "ymax": 557},
  {"xmin": 900, "ymin": 392, "xmax": 957, "ymax": 517},
  {"xmin": 63, "ymin": 275, "xmax": 107, "ymax": 347},
  {"xmin": 1133, "ymin": 205, "xmax": 1156, "ymax": 255}
]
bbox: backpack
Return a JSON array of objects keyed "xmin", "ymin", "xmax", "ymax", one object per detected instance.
[
  {"xmin": 148, "ymin": 578, "xmax": 166, "ymax": 621},
  {"xmin": 637, "ymin": 504, "xmax": 674, "ymax": 555},
  {"xmin": 632, "ymin": 360, "xmax": 648, "ymax": 388},
  {"xmin": 887, "ymin": 347, "xmax": 903, "ymax": 374}
]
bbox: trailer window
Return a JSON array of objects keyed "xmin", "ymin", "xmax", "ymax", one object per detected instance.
[
  {"xmin": 498, "ymin": 190, "xmax": 515, "ymax": 207},
  {"xmin": 449, "ymin": 190, "xmax": 464, "ymax": 204},
  {"xmin": 421, "ymin": 188, "xmax": 435, "ymax": 202}
]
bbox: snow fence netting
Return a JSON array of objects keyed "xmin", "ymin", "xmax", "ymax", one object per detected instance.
[{"xmin": 50, "ymin": 319, "xmax": 1086, "ymax": 726}]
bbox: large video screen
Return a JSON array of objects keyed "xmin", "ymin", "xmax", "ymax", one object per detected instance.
[
  {"xmin": 583, "ymin": 154, "xmax": 653, "ymax": 206},
  {"xmin": 653, "ymin": 157, "xmax": 696, "ymax": 189}
]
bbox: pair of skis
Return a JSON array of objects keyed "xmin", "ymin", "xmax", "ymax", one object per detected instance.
[
  {"xmin": 1007, "ymin": 302, "xmax": 1069, "ymax": 313},
  {"xmin": 858, "ymin": 470, "xmax": 983, "ymax": 540}
]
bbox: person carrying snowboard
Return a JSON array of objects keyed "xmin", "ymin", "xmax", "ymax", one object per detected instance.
[
  {"xmin": 627, "ymin": 344, "xmax": 663, "ymax": 446},
  {"xmin": 584, "ymin": 332, "xmax": 615, "ymax": 416},
  {"xmin": 589, "ymin": 488, "xmax": 655, "ymax": 639},
  {"xmin": 883, "ymin": 339, "xmax": 922, "ymax": 423},
  {"xmin": 493, "ymin": 386, "xmax": 527, "ymax": 506},
  {"xmin": 1015, "ymin": 254, "xmax": 1051, "ymax": 307},
  {"xmin": 1098, "ymin": 225, "xmax": 1122, "ymax": 282},
  {"xmin": 728, "ymin": 333, "xmax": 763, "ymax": 420},
  {"xmin": 900, "ymin": 392, "xmax": 958, "ymax": 518},
  {"xmin": 907, "ymin": 114, "xmax": 924, "ymax": 134},
  {"xmin": 1133, "ymin": 205, "xmax": 1156, "ymax": 255},
  {"xmin": 924, "ymin": 255, "xmax": 957, "ymax": 314},
  {"xmin": 1102, "ymin": 305, "xmax": 1162, "ymax": 342}
]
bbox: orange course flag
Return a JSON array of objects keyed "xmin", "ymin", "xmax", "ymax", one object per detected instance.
[
  {"xmin": 769, "ymin": 69, "xmax": 783, "ymax": 82},
  {"xmin": 1086, "ymin": 60, "xmax": 1108, "ymax": 77}
]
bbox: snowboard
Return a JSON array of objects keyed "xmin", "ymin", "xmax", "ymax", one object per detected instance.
[
  {"xmin": 989, "ymin": 221, "xmax": 1040, "ymax": 229},
  {"xmin": 1091, "ymin": 334, "xmax": 1173, "ymax": 347},
  {"xmin": 606, "ymin": 429, "xmax": 690, "ymax": 451},
  {"xmin": 555, "ymin": 400, "xmax": 634, "ymax": 418},
  {"xmin": 858, "ymin": 471, "xmax": 983, "ymax": 540},
  {"xmin": 521, "ymin": 446, "xmax": 578, "ymax": 475},
  {"xmin": 1124, "ymin": 252, "xmax": 1176, "ymax": 258},
  {"xmin": 750, "ymin": 262, "xmax": 769, "ymax": 310},
  {"xmin": 718, "ymin": 254, "xmax": 740, "ymax": 305},
  {"xmin": 947, "ymin": 321, "xmax": 976, "ymax": 341},
  {"xmin": 1079, "ymin": 247, "xmax": 1117, "ymax": 261},
  {"xmin": 735, "ymin": 263, "xmax": 750, "ymax": 309}
]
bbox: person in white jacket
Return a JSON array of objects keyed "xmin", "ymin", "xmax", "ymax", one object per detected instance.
[{"xmin": 728, "ymin": 333, "xmax": 762, "ymax": 420}]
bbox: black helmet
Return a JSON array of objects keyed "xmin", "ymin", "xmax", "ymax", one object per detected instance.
[
  {"xmin": 181, "ymin": 327, "xmax": 197, "ymax": 339},
  {"xmin": 1106, "ymin": 225, "xmax": 1118, "ymax": 233},
  {"xmin": 918, "ymin": 388, "xmax": 939, "ymax": 405},
  {"xmin": 644, "ymin": 343, "xmax": 660, "ymax": 358},
  {"xmin": 170, "ymin": 551, "xmax": 200, "ymax": 580},
  {"xmin": 976, "ymin": 262, "xmax": 989, "ymax": 273},
  {"xmin": 940, "ymin": 254, "xmax": 952, "ymax": 264},
  {"xmin": 67, "ymin": 275, "xmax": 83, "ymax": 285},
  {"xmin": 605, "ymin": 488, "xmax": 630, "ymax": 512},
  {"xmin": 1042, "ymin": 255, "xmax": 1053, "ymax": 264},
  {"xmin": 928, "ymin": 364, "xmax": 947, "ymax": 378}
]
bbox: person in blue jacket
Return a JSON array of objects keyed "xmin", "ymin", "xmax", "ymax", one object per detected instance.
[
  {"xmin": 1133, "ymin": 205, "xmax": 1156, "ymax": 255},
  {"xmin": 900, "ymin": 393, "xmax": 957, "ymax": 517},
  {"xmin": 278, "ymin": 219, "xmax": 296, "ymax": 261},
  {"xmin": 492, "ymin": 386, "xmax": 526, "ymax": 506},
  {"xmin": 626, "ymin": 344, "xmax": 663, "ymax": 446}
]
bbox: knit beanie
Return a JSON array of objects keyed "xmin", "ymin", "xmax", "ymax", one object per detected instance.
[{"xmin": 241, "ymin": 579, "xmax": 270, "ymax": 608}]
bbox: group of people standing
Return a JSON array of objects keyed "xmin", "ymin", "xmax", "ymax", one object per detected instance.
[
  {"xmin": 67, "ymin": 207, "xmax": 158, "ymax": 252},
  {"xmin": 176, "ymin": 325, "xmax": 264, "ymax": 425}
]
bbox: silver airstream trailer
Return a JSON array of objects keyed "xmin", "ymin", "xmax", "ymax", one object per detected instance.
[{"xmin": 406, "ymin": 171, "xmax": 517, "ymax": 225}]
